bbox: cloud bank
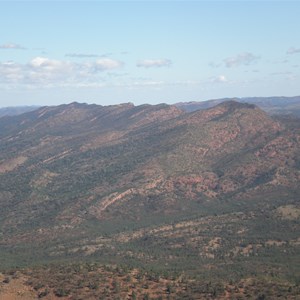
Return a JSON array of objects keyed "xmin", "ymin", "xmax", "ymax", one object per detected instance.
[{"xmin": 0, "ymin": 57, "xmax": 123, "ymax": 88}]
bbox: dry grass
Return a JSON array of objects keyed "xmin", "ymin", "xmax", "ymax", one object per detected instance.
[{"xmin": 276, "ymin": 205, "xmax": 300, "ymax": 220}]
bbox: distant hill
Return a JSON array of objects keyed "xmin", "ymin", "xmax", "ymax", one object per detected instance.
[
  {"xmin": 0, "ymin": 106, "xmax": 40, "ymax": 118},
  {"xmin": 0, "ymin": 101, "xmax": 299, "ymax": 298},
  {"xmin": 176, "ymin": 96, "xmax": 300, "ymax": 116}
]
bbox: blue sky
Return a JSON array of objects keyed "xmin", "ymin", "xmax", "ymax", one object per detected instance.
[{"xmin": 0, "ymin": 1, "xmax": 299, "ymax": 107}]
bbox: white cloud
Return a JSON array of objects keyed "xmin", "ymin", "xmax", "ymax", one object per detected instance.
[
  {"xmin": 137, "ymin": 59, "xmax": 172, "ymax": 68},
  {"xmin": 224, "ymin": 52, "xmax": 260, "ymax": 68},
  {"xmin": 211, "ymin": 75, "xmax": 228, "ymax": 83},
  {"xmin": 0, "ymin": 61, "xmax": 24, "ymax": 83},
  {"xmin": 0, "ymin": 43, "xmax": 26, "ymax": 50},
  {"xmin": 29, "ymin": 57, "xmax": 73, "ymax": 72},
  {"xmin": 0, "ymin": 57, "xmax": 124, "ymax": 88},
  {"xmin": 94, "ymin": 58, "xmax": 123, "ymax": 71},
  {"xmin": 287, "ymin": 47, "xmax": 300, "ymax": 55}
]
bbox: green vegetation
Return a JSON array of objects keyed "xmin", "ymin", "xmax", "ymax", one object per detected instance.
[{"xmin": 2, "ymin": 262, "xmax": 300, "ymax": 299}]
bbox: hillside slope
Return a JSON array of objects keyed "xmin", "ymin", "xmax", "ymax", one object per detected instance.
[{"xmin": 0, "ymin": 101, "xmax": 299, "ymax": 287}]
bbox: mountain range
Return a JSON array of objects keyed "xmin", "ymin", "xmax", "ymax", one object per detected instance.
[
  {"xmin": 1, "ymin": 96, "xmax": 300, "ymax": 119},
  {"xmin": 176, "ymin": 95, "xmax": 300, "ymax": 116},
  {"xmin": 0, "ymin": 100, "xmax": 299, "ymax": 299},
  {"xmin": 0, "ymin": 106, "xmax": 39, "ymax": 118}
]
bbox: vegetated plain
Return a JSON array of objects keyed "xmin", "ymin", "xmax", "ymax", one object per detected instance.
[{"xmin": 0, "ymin": 99, "xmax": 299, "ymax": 299}]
